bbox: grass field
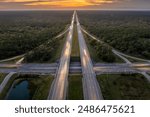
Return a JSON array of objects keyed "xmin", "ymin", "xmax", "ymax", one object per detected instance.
[
  {"xmin": 71, "ymin": 24, "xmax": 80, "ymax": 57},
  {"xmin": 68, "ymin": 75, "xmax": 83, "ymax": 100},
  {"xmin": 71, "ymin": 24, "xmax": 80, "ymax": 62},
  {"xmin": 97, "ymin": 74, "xmax": 150, "ymax": 100}
]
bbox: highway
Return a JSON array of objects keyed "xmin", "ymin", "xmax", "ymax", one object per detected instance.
[
  {"xmin": 76, "ymin": 13, "xmax": 103, "ymax": 100},
  {"xmin": 0, "ymin": 63, "xmax": 150, "ymax": 74},
  {"xmin": 112, "ymin": 50, "xmax": 132, "ymax": 64},
  {"xmin": 113, "ymin": 49, "xmax": 150, "ymax": 63},
  {"xmin": 0, "ymin": 11, "xmax": 150, "ymax": 100},
  {"xmin": 0, "ymin": 54, "xmax": 25, "ymax": 63},
  {"xmin": 47, "ymin": 11, "xmax": 75, "ymax": 100},
  {"xmin": 112, "ymin": 50, "xmax": 150, "ymax": 81}
]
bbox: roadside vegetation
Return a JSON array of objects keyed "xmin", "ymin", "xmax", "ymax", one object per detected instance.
[
  {"xmin": 30, "ymin": 75, "xmax": 54, "ymax": 100},
  {"xmin": 68, "ymin": 75, "xmax": 83, "ymax": 100},
  {"xmin": 78, "ymin": 11, "xmax": 150, "ymax": 59},
  {"xmin": 97, "ymin": 74, "xmax": 150, "ymax": 100},
  {"xmin": 24, "ymin": 34, "xmax": 66, "ymax": 63},
  {"xmin": 0, "ymin": 11, "xmax": 72, "ymax": 60}
]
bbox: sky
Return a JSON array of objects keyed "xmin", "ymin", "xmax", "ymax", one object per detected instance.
[{"xmin": 0, "ymin": 0, "xmax": 150, "ymax": 10}]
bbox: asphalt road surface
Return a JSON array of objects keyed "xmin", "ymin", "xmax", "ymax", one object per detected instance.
[
  {"xmin": 0, "ymin": 72, "xmax": 15, "ymax": 94},
  {"xmin": 76, "ymin": 13, "xmax": 103, "ymax": 100},
  {"xmin": 0, "ymin": 63, "xmax": 150, "ymax": 74},
  {"xmin": 47, "ymin": 11, "xmax": 75, "ymax": 100}
]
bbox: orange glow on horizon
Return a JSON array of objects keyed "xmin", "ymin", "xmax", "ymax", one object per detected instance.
[
  {"xmin": 3, "ymin": 0, "xmax": 115, "ymax": 8},
  {"xmin": 26, "ymin": 0, "xmax": 94, "ymax": 7}
]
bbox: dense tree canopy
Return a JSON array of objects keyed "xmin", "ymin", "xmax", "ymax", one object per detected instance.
[
  {"xmin": 78, "ymin": 11, "xmax": 150, "ymax": 59},
  {"xmin": 0, "ymin": 11, "xmax": 72, "ymax": 60},
  {"xmin": 87, "ymin": 37, "xmax": 116, "ymax": 63}
]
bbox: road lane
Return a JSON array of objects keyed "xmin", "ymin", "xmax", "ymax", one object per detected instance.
[
  {"xmin": 0, "ymin": 55, "xmax": 25, "ymax": 63},
  {"xmin": 114, "ymin": 50, "xmax": 150, "ymax": 63},
  {"xmin": 0, "ymin": 72, "xmax": 15, "ymax": 94},
  {"xmin": 47, "ymin": 11, "xmax": 75, "ymax": 100},
  {"xmin": 112, "ymin": 50, "xmax": 131, "ymax": 64},
  {"xmin": 76, "ymin": 13, "xmax": 103, "ymax": 100},
  {"xmin": 0, "ymin": 63, "xmax": 150, "ymax": 74}
]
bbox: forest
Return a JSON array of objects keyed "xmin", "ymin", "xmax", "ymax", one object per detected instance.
[
  {"xmin": 78, "ymin": 11, "xmax": 150, "ymax": 59},
  {"xmin": 85, "ymin": 35, "xmax": 116, "ymax": 62},
  {"xmin": 24, "ymin": 34, "xmax": 65, "ymax": 63},
  {"xmin": 0, "ymin": 11, "xmax": 72, "ymax": 60}
]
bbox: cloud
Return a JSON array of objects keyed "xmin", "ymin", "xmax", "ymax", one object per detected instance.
[{"xmin": 86, "ymin": 0, "xmax": 114, "ymax": 4}]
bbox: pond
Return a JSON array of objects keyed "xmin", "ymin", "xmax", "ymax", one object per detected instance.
[{"xmin": 6, "ymin": 80, "xmax": 31, "ymax": 100}]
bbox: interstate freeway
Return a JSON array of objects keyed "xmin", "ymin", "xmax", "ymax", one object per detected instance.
[
  {"xmin": 0, "ymin": 63, "xmax": 150, "ymax": 75},
  {"xmin": 0, "ymin": 11, "xmax": 150, "ymax": 100},
  {"xmin": 76, "ymin": 12, "xmax": 103, "ymax": 100},
  {"xmin": 47, "ymin": 11, "xmax": 75, "ymax": 100}
]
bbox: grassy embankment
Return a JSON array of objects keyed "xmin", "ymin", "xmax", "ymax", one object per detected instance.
[{"xmin": 97, "ymin": 74, "xmax": 150, "ymax": 100}]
